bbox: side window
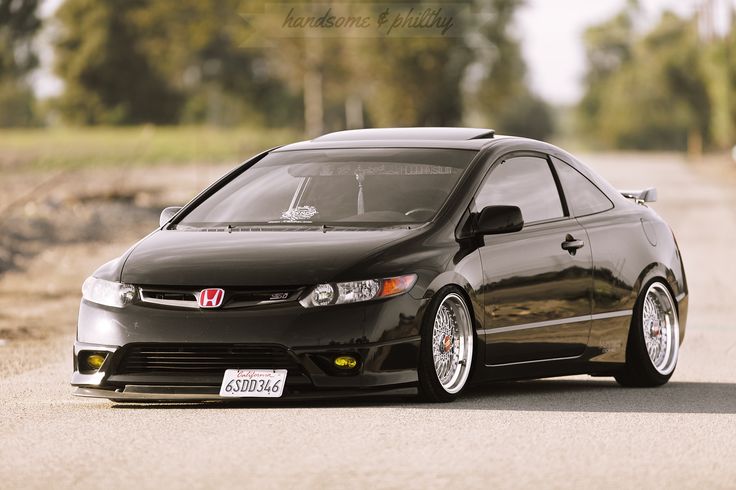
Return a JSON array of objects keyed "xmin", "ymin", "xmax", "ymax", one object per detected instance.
[
  {"xmin": 474, "ymin": 155, "xmax": 564, "ymax": 223},
  {"xmin": 551, "ymin": 156, "xmax": 613, "ymax": 217}
]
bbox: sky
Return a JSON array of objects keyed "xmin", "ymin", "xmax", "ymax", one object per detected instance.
[{"xmin": 33, "ymin": 0, "xmax": 735, "ymax": 105}]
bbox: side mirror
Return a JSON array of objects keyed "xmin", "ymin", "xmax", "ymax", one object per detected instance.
[
  {"xmin": 474, "ymin": 205, "xmax": 524, "ymax": 235},
  {"xmin": 159, "ymin": 206, "xmax": 182, "ymax": 227}
]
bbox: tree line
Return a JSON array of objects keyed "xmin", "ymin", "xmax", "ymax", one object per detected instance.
[
  {"xmin": 579, "ymin": 1, "xmax": 735, "ymax": 151},
  {"xmin": 0, "ymin": 0, "xmax": 554, "ymax": 140},
  {"xmin": 1, "ymin": 0, "xmax": 734, "ymax": 151}
]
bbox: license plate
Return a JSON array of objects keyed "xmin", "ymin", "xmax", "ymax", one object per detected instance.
[{"xmin": 219, "ymin": 369, "xmax": 287, "ymax": 398}]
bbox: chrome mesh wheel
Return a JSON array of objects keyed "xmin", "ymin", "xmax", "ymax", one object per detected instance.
[
  {"xmin": 642, "ymin": 282, "xmax": 679, "ymax": 375},
  {"xmin": 431, "ymin": 293, "xmax": 473, "ymax": 394}
]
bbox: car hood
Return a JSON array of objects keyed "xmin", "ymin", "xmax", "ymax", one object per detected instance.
[{"xmin": 120, "ymin": 229, "xmax": 413, "ymax": 286}]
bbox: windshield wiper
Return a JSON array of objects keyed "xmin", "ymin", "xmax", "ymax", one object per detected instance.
[{"xmin": 174, "ymin": 222, "xmax": 416, "ymax": 232}]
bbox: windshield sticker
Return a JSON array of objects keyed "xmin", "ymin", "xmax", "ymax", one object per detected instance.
[
  {"xmin": 288, "ymin": 163, "xmax": 458, "ymax": 178},
  {"xmin": 280, "ymin": 205, "xmax": 318, "ymax": 222}
]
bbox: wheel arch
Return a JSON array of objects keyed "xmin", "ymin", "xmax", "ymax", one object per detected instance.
[
  {"xmin": 423, "ymin": 271, "xmax": 480, "ymax": 323},
  {"xmin": 422, "ymin": 272, "xmax": 483, "ymax": 370},
  {"xmin": 631, "ymin": 262, "xmax": 686, "ymax": 345},
  {"xmin": 633, "ymin": 263, "xmax": 682, "ymax": 313}
]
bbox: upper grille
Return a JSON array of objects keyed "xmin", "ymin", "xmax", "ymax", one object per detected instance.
[
  {"xmin": 138, "ymin": 286, "xmax": 304, "ymax": 309},
  {"xmin": 116, "ymin": 344, "xmax": 301, "ymax": 375}
]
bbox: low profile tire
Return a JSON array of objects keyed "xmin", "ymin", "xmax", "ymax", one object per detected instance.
[
  {"xmin": 418, "ymin": 286, "xmax": 475, "ymax": 402},
  {"xmin": 615, "ymin": 279, "xmax": 680, "ymax": 387}
]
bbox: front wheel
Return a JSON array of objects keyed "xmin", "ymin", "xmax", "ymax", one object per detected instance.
[
  {"xmin": 615, "ymin": 280, "xmax": 680, "ymax": 387},
  {"xmin": 418, "ymin": 287, "xmax": 475, "ymax": 402}
]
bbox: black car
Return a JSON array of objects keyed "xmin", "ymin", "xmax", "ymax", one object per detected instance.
[{"xmin": 72, "ymin": 127, "xmax": 688, "ymax": 402}]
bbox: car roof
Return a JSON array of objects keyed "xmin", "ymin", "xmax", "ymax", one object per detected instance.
[{"xmin": 273, "ymin": 127, "xmax": 505, "ymax": 152}]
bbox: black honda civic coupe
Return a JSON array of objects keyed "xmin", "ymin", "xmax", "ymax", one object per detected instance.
[{"xmin": 73, "ymin": 127, "xmax": 688, "ymax": 402}]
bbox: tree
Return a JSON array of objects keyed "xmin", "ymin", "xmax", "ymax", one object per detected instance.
[
  {"xmin": 725, "ymin": 13, "xmax": 736, "ymax": 146},
  {"xmin": 0, "ymin": 0, "xmax": 41, "ymax": 126},
  {"xmin": 130, "ymin": 0, "xmax": 299, "ymax": 127},
  {"xmin": 578, "ymin": 7, "xmax": 713, "ymax": 150},
  {"xmin": 240, "ymin": 1, "xmax": 475, "ymax": 133},
  {"xmin": 578, "ymin": 7, "xmax": 635, "ymax": 141},
  {"xmin": 49, "ymin": 0, "xmax": 539, "ymax": 132},
  {"xmin": 493, "ymin": 92, "xmax": 554, "ymax": 140},
  {"xmin": 53, "ymin": 0, "xmax": 300, "ymax": 126},
  {"xmin": 366, "ymin": 35, "xmax": 471, "ymax": 127},
  {"xmin": 54, "ymin": 0, "xmax": 181, "ymax": 124},
  {"xmin": 462, "ymin": 0, "xmax": 554, "ymax": 139}
]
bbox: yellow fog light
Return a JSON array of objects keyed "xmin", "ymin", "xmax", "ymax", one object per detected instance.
[
  {"xmin": 86, "ymin": 353, "xmax": 106, "ymax": 370},
  {"xmin": 334, "ymin": 355, "xmax": 358, "ymax": 370}
]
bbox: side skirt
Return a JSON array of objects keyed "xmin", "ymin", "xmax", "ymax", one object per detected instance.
[{"xmin": 471, "ymin": 352, "xmax": 622, "ymax": 384}]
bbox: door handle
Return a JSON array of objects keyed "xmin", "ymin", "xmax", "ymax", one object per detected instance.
[{"xmin": 561, "ymin": 234, "xmax": 584, "ymax": 255}]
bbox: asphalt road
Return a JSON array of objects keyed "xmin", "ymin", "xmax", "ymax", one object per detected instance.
[{"xmin": 1, "ymin": 153, "xmax": 735, "ymax": 489}]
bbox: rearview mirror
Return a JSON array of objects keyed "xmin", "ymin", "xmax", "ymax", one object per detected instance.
[
  {"xmin": 474, "ymin": 205, "xmax": 524, "ymax": 235},
  {"xmin": 159, "ymin": 206, "xmax": 182, "ymax": 227}
]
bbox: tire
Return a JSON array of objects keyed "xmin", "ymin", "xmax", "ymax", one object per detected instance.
[
  {"xmin": 615, "ymin": 279, "xmax": 680, "ymax": 387},
  {"xmin": 418, "ymin": 286, "xmax": 475, "ymax": 402}
]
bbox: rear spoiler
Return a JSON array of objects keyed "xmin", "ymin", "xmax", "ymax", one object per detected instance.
[{"xmin": 620, "ymin": 187, "xmax": 657, "ymax": 203}]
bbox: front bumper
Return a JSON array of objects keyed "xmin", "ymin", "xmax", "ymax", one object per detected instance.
[{"xmin": 72, "ymin": 294, "xmax": 428, "ymax": 401}]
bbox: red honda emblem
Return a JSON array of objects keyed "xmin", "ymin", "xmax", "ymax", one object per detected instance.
[{"xmin": 198, "ymin": 288, "xmax": 225, "ymax": 308}]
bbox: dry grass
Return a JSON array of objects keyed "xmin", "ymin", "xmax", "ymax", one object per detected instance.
[{"xmin": 0, "ymin": 125, "xmax": 299, "ymax": 170}]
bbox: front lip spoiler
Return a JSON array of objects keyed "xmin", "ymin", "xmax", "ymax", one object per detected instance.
[{"xmin": 74, "ymin": 385, "xmax": 418, "ymax": 402}]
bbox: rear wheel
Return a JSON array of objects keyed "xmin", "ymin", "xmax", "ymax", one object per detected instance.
[
  {"xmin": 615, "ymin": 280, "xmax": 680, "ymax": 387},
  {"xmin": 418, "ymin": 287, "xmax": 474, "ymax": 402}
]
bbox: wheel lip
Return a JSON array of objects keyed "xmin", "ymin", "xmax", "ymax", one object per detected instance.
[
  {"xmin": 431, "ymin": 292, "xmax": 473, "ymax": 394},
  {"xmin": 642, "ymin": 281, "xmax": 680, "ymax": 375}
]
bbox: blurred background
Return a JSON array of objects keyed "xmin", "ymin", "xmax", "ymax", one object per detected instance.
[
  {"xmin": 2, "ymin": 4, "xmax": 736, "ymax": 485},
  {"xmin": 2, "ymin": 0, "xmax": 735, "ymax": 153},
  {"xmin": 1, "ymin": 0, "xmax": 736, "ymax": 348}
]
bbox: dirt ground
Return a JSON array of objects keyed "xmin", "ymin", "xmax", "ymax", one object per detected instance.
[
  {"xmin": 0, "ymin": 162, "xmax": 232, "ymax": 365},
  {"xmin": 0, "ymin": 152, "xmax": 735, "ymax": 489}
]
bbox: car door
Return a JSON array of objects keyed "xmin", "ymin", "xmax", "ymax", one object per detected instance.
[
  {"xmin": 549, "ymin": 155, "xmax": 636, "ymax": 363},
  {"xmin": 476, "ymin": 153, "xmax": 593, "ymax": 365}
]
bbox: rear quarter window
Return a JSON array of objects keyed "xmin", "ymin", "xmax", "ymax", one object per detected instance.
[{"xmin": 551, "ymin": 156, "xmax": 613, "ymax": 217}]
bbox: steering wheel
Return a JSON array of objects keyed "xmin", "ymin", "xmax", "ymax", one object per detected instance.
[{"xmin": 404, "ymin": 208, "xmax": 435, "ymax": 218}]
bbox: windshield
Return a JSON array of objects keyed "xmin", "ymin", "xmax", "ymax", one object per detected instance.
[{"xmin": 176, "ymin": 148, "xmax": 476, "ymax": 228}]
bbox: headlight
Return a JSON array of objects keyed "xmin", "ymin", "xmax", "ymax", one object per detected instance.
[
  {"xmin": 300, "ymin": 274, "xmax": 417, "ymax": 308},
  {"xmin": 82, "ymin": 277, "xmax": 136, "ymax": 308}
]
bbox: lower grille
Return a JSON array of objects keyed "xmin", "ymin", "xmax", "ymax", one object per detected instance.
[{"xmin": 116, "ymin": 344, "xmax": 301, "ymax": 375}]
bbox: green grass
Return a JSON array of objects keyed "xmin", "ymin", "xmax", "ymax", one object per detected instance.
[{"xmin": 0, "ymin": 126, "xmax": 300, "ymax": 170}]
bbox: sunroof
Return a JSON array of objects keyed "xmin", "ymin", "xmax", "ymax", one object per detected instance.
[{"xmin": 313, "ymin": 127, "xmax": 495, "ymax": 142}]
